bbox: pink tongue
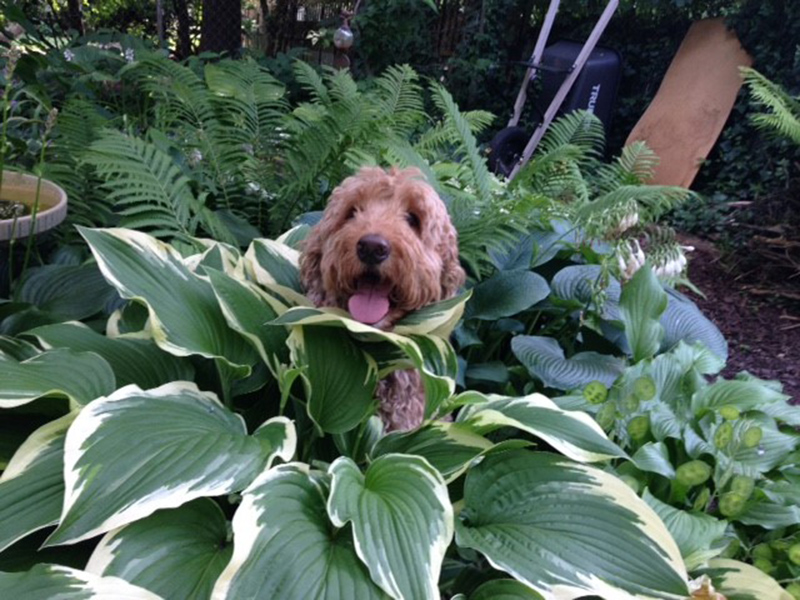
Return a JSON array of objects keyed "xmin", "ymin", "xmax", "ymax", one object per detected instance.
[{"xmin": 348, "ymin": 284, "xmax": 391, "ymax": 324}]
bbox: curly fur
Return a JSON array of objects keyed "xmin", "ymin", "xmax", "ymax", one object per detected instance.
[{"xmin": 300, "ymin": 166, "xmax": 465, "ymax": 431}]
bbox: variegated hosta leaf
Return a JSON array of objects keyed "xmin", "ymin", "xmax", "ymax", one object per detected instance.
[
  {"xmin": 371, "ymin": 421, "xmax": 493, "ymax": 482},
  {"xmin": 0, "ymin": 564, "xmax": 161, "ymax": 599},
  {"xmin": 47, "ymin": 383, "xmax": 296, "ymax": 546},
  {"xmin": 290, "ymin": 326, "xmax": 379, "ymax": 433},
  {"xmin": 0, "ymin": 414, "xmax": 73, "ymax": 552},
  {"xmin": 455, "ymin": 450, "xmax": 689, "ymax": 600},
  {"xmin": 213, "ymin": 463, "xmax": 386, "ymax": 600},
  {"xmin": 87, "ymin": 499, "xmax": 231, "ymax": 600},
  {"xmin": 244, "ymin": 238, "xmax": 309, "ymax": 307},
  {"xmin": 79, "ymin": 227, "xmax": 258, "ymax": 377},
  {"xmin": 206, "ymin": 268, "xmax": 290, "ymax": 375},
  {"xmin": 273, "ymin": 307, "xmax": 458, "ymax": 421},
  {"xmin": 620, "ymin": 264, "xmax": 668, "ymax": 363},
  {"xmin": 469, "ymin": 579, "xmax": 545, "ymax": 600},
  {"xmin": 27, "ymin": 322, "xmax": 193, "ymax": 390},
  {"xmin": 327, "ymin": 455, "xmax": 453, "ymax": 600},
  {"xmin": 703, "ymin": 558, "xmax": 792, "ymax": 600},
  {"xmin": 183, "ymin": 241, "xmax": 241, "ymax": 275},
  {"xmin": 456, "ymin": 393, "xmax": 626, "ymax": 463},
  {"xmin": 511, "ymin": 335, "xmax": 626, "ymax": 390},
  {"xmin": 276, "ymin": 223, "xmax": 311, "ymax": 249},
  {"xmin": 393, "ymin": 291, "xmax": 471, "ymax": 338},
  {"xmin": 0, "ymin": 349, "xmax": 115, "ymax": 408},
  {"xmin": 642, "ymin": 490, "xmax": 727, "ymax": 570}
]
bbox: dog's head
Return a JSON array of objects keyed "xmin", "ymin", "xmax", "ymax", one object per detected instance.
[{"xmin": 300, "ymin": 167, "xmax": 465, "ymax": 329}]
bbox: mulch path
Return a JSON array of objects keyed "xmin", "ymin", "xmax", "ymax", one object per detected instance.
[{"xmin": 681, "ymin": 235, "xmax": 800, "ymax": 402}]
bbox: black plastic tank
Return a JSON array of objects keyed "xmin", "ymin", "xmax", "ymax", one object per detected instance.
[{"xmin": 536, "ymin": 40, "xmax": 622, "ymax": 132}]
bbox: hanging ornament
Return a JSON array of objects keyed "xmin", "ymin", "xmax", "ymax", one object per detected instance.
[{"xmin": 333, "ymin": 24, "xmax": 354, "ymax": 50}]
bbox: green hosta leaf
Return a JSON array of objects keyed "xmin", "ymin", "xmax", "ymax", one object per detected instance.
[
  {"xmin": 469, "ymin": 579, "xmax": 545, "ymax": 600},
  {"xmin": 79, "ymin": 227, "xmax": 257, "ymax": 377},
  {"xmin": 290, "ymin": 326, "xmax": 379, "ymax": 434},
  {"xmin": 0, "ymin": 564, "xmax": 161, "ymax": 599},
  {"xmin": 206, "ymin": 268, "xmax": 290, "ymax": 375},
  {"xmin": 632, "ymin": 442, "xmax": 676, "ymax": 479},
  {"xmin": 86, "ymin": 499, "xmax": 231, "ymax": 600},
  {"xmin": 703, "ymin": 558, "xmax": 792, "ymax": 600},
  {"xmin": 620, "ymin": 265, "xmax": 668, "ymax": 362},
  {"xmin": 213, "ymin": 463, "xmax": 387, "ymax": 600},
  {"xmin": 0, "ymin": 335, "xmax": 40, "ymax": 361},
  {"xmin": 661, "ymin": 288, "xmax": 727, "ymax": 361},
  {"xmin": 27, "ymin": 322, "xmax": 193, "ymax": 390},
  {"xmin": 371, "ymin": 421, "xmax": 493, "ymax": 481},
  {"xmin": 327, "ymin": 455, "xmax": 453, "ymax": 600},
  {"xmin": 17, "ymin": 263, "xmax": 118, "ymax": 321},
  {"xmin": 455, "ymin": 450, "xmax": 689, "ymax": 600},
  {"xmin": 692, "ymin": 379, "xmax": 790, "ymax": 414},
  {"xmin": 736, "ymin": 500, "xmax": 800, "ymax": 529},
  {"xmin": 0, "ymin": 415, "xmax": 72, "ymax": 553},
  {"xmin": 642, "ymin": 489, "xmax": 727, "ymax": 570},
  {"xmin": 393, "ymin": 292, "xmax": 470, "ymax": 337},
  {"xmin": 464, "ymin": 270, "xmax": 550, "ymax": 320},
  {"xmin": 550, "ymin": 264, "xmax": 621, "ymax": 320},
  {"xmin": 511, "ymin": 335, "xmax": 625, "ymax": 390},
  {"xmin": 273, "ymin": 307, "xmax": 457, "ymax": 420},
  {"xmin": 47, "ymin": 383, "xmax": 296, "ymax": 546},
  {"xmin": 457, "ymin": 392, "xmax": 626, "ymax": 462},
  {"xmin": 244, "ymin": 238, "xmax": 308, "ymax": 307},
  {"xmin": 0, "ymin": 349, "xmax": 115, "ymax": 408}
]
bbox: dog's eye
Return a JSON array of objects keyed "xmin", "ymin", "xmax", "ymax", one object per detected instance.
[
  {"xmin": 345, "ymin": 207, "xmax": 357, "ymax": 220},
  {"xmin": 406, "ymin": 212, "xmax": 421, "ymax": 231}
]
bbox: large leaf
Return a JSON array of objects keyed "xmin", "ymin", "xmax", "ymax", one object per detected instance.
[
  {"xmin": 393, "ymin": 292, "xmax": 471, "ymax": 338},
  {"xmin": 327, "ymin": 455, "xmax": 453, "ymax": 600},
  {"xmin": 703, "ymin": 559, "xmax": 792, "ymax": 600},
  {"xmin": 86, "ymin": 499, "xmax": 231, "ymax": 600},
  {"xmin": 550, "ymin": 264, "xmax": 621, "ymax": 320},
  {"xmin": 464, "ymin": 270, "xmax": 550, "ymax": 320},
  {"xmin": 0, "ymin": 415, "xmax": 72, "ymax": 553},
  {"xmin": 0, "ymin": 349, "xmax": 115, "ymax": 408},
  {"xmin": 691, "ymin": 379, "xmax": 790, "ymax": 415},
  {"xmin": 643, "ymin": 490, "xmax": 727, "ymax": 570},
  {"xmin": 620, "ymin": 264, "xmax": 668, "ymax": 363},
  {"xmin": 632, "ymin": 442, "xmax": 676, "ymax": 479},
  {"xmin": 16, "ymin": 263, "xmax": 118, "ymax": 321},
  {"xmin": 79, "ymin": 227, "xmax": 257, "ymax": 376},
  {"xmin": 511, "ymin": 335, "xmax": 625, "ymax": 390},
  {"xmin": 469, "ymin": 579, "xmax": 545, "ymax": 600},
  {"xmin": 244, "ymin": 238, "xmax": 309, "ymax": 307},
  {"xmin": 456, "ymin": 393, "xmax": 626, "ymax": 462},
  {"xmin": 26, "ymin": 322, "xmax": 193, "ymax": 390},
  {"xmin": 455, "ymin": 450, "xmax": 689, "ymax": 600},
  {"xmin": 47, "ymin": 383, "xmax": 296, "ymax": 545},
  {"xmin": 661, "ymin": 288, "xmax": 727, "ymax": 361},
  {"xmin": 0, "ymin": 564, "xmax": 160, "ymax": 599},
  {"xmin": 212, "ymin": 463, "xmax": 387, "ymax": 600},
  {"xmin": 290, "ymin": 326, "xmax": 379, "ymax": 434},
  {"xmin": 371, "ymin": 421, "xmax": 493, "ymax": 481}
]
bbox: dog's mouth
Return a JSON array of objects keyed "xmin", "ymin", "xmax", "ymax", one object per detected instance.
[{"xmin": 348, "ymin": 272, "xmax": 393, "ymax": 325}]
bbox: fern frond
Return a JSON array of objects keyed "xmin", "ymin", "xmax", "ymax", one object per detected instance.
[
  {"xmin": 742, "ymin": 67, "xmax": 800, "ymax": 145},
  {"xmin": 85, "ymin": 129, "xmax": 204, "ymax": 239},
  {"xmin": 538, "ymin": 110, "xmax": 605, "ymax": 157},
  {"xmin": 591, "ymin": 141, "xmax": 659, "ymax": 194},
  {"xmin": 374, "ymin": 64, "xmax": 426, "ymax": 135},
  {"xmin": 293, "ymin": 60, "xmax": 331, "ymax": 106},
  {"xmin": 414, "ymin": 110, "xmax": 495, "ymax": 158}
]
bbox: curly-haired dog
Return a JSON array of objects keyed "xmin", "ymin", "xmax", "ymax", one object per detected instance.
[{"xmin": 300, "ymin": 167, "xmax": 465, "ymax": 431}]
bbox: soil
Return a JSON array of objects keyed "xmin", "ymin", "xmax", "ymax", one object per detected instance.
[{"xmin": 681, "ymin": 235, "xmax": 800, "ymax": 402}]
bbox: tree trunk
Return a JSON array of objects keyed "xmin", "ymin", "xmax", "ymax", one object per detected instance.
[
  {"xmin": 174, "ymin": 0, "xmax": 192, "ymax": 59},
  {"xmin": 66, "ymin": 0, "xmax": 84, "ymax": 35},
  {"xmin": 200, "ymin": 0, "xmax": 242, "ymax": 55}
]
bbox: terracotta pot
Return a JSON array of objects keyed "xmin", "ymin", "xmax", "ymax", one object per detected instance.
[{"xmin": 0, "ymin": 170, "xmax": 68, "ymax": 242}]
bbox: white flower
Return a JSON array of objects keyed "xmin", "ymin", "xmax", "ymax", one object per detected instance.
[
  {"xmin": 617, "ymin": 208, "xmax": 639, "ymax": 233},
  {"xmin": 618, "ymin": 239, "xmax": 645, "ymax": 280},
  {"xmin": 188, "ymin": 149, "xmax": 203, "ymax": 166},
  {"xmin": 124, "ymin": 48, "xmax": 135, "ymax": 63},
  {"xmin": 63, "ymin": 49, "xmax": 75, "ymax": 62}
]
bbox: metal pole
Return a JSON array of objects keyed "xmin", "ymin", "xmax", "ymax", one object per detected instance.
[
  {"xmin": 509, "ymin": 0, "xmax": 619, "ymax": 181},
  {"xmin": 508, "ymin": 0, "xmax": 560, "ymax": 128}
]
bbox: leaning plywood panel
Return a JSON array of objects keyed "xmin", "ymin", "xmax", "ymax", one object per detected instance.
[{"xmin": 625, "ymin": 18, "xmax": 752, "ymax": 188}]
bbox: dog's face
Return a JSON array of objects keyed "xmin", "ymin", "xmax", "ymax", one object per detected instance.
[{"xmin": 300, "ymin": 167, "xmax": 465, "ymax": 329}]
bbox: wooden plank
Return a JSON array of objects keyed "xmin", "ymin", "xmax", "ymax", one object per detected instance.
[{"xmin": 625, "ymin": 18, "xmax": 752, "ymax": 188}]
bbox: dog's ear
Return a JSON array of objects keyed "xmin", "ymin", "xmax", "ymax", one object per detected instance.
[
  {"xmin": 439, "ymin": 220, "xmax": 466, "ymax": 299},
  {"xmin": 299, "ymin": 226, "xmax": 326, "ymax": 306}
]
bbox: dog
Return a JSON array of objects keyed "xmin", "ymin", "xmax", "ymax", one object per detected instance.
[{"xmin": 299, "ymin": 167, "xmax": 465, "ymax": 431}]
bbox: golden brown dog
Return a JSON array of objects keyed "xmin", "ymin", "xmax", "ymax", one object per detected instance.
[{"xmin": 300, "ymin": 167, "xmax": 465, "ymax": 430}]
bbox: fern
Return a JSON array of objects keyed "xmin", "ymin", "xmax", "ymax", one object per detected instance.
[
  {"xmin": 292, "ymin": 60, "xmax": 331, "ymax": 106},
  {"xmin": 742, "ymin": 67, "xmax": 800, "ymax": 146},
  {"xmin": 373, "ymin": 65, "xmax": 426, "ymax": 136}
]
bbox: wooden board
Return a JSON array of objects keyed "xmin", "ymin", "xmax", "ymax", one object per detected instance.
[{"xmin": 625, "ymin": 18, "xmax": 752, "ymax": 188}]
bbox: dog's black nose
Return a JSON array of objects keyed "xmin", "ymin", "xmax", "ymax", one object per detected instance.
[{"xmin": 357, "ymin": 235, "xmax": 391, "ymax": 265}]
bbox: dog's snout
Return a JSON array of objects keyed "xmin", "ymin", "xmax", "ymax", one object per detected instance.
[{"xmin": 357, "ymin": 234, "xmax": 391, "ymax": 265}]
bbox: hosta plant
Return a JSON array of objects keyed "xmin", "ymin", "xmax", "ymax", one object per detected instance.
[{"xmin": 0, "ymin": 225, "xmax": 757, "ymax": 600}]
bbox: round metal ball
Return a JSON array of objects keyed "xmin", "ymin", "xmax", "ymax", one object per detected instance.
[{"xmin": 333, "ymin": 26, "xmax": 354, "ymax": 50}]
